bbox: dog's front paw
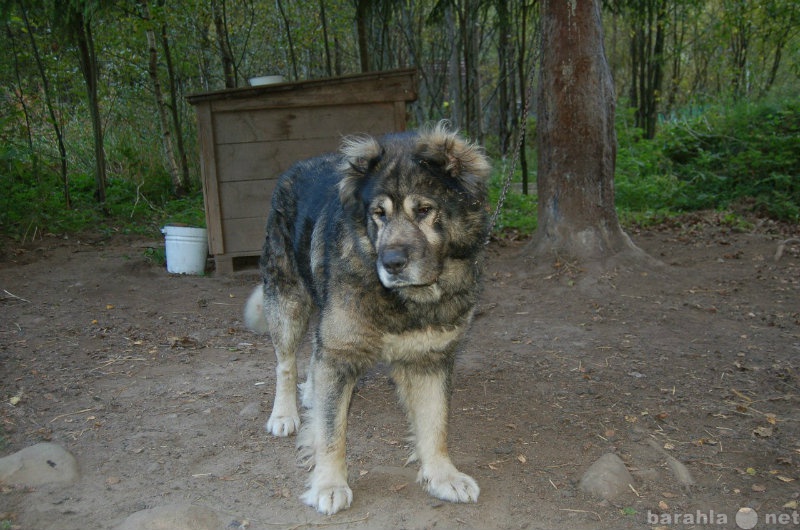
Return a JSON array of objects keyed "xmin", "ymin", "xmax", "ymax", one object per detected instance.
[
  {"xmin": 420, "ymin": 466, "xmax": 480, "ymax": 504},
  {"xmin": 300, "ymin": 483, "xmax": 353, "ymax": 515},
  {"xmin": 266, "ymin": 413, "xmax": 300, "ymax": 437}
]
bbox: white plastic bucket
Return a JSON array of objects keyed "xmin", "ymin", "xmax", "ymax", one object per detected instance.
[{"xmin": 161, "ymin": 226, "xmax": 208, "ymax": 274}]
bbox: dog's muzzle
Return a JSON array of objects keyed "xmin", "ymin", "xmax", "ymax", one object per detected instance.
[
  {"xmin": 377, "ymin": 246, "xmax": 412, "ymax": 288},
  {"xmin": 380, "ymin": 247, "xmax": 409, "ymax": 276}
]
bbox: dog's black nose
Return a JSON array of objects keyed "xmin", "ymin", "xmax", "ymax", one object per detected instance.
[{"xmin": 381, "ymin": 248, "xmax": 408, "ymax": 275}]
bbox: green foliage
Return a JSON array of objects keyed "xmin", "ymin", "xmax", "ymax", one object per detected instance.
[
  {"xmin": 659, "ymin": 98, "xmax": 800, "ymax": 221},
  {"xmin": 0, "ymin": 153, "xmax": 206, "ymax": 242},
  {"xmin": 490, "ymin": 97, "xmax": 800, "ymax": 238},
  {"xmin": 143, "ymin": 246, "xmax": 167, "ymax": 266},
  {"xmin": 488, "ymin": 149, "xmax": 538, "ymax": 236},
  {"xmin": 615, "ymin": 110, "xmax": 686, "ymax": 215}
]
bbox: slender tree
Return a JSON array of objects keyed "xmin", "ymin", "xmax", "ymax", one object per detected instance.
[
  {"xmin": 354, "ymin": 0, "xmax": 370, "ymax": 72},
  {"xmin": 48, "ymin": 0, "xmax": 108, "ymax": 204},
  {"xmin": 211, "ymin": 0, "xmax": 236, "ymax": 87},
  {"xmin": 141, "ymin": 0, "xmax": 187, "ymax": 196},
  {"xmin": 158, "ymin": 1, "xmax": 191, "ymax": 190},
  {"xmin": 276, "ymin": 0, "xmax": 298, "ymax": 79}
]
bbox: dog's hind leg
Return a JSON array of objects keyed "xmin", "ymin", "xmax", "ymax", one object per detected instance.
[
  {"xmin": 262, "ymin": 284, "xmax": 311, "ymax": 437},
  {"xmin": 392, "ymin": 361, "xmax": 480, "ymax": 504}
]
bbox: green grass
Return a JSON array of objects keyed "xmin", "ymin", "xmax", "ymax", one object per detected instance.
[{"xmin": 0, "ymin": 167, "xmax": 205, "ymax": 243}]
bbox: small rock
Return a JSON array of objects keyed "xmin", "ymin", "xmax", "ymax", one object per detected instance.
[
  {"xmin": 579, "ymin": 453, "xmax": 634, "ymax": 500},
  {"xmin": 238, "ymin": 402, "xmax": 261, "ymax": 419},
  {"xmin": 115, "ymin": 503, "xmax": 221, "ymax": 530},
  {"xmin": 666, "ymin": 456, "xmax": 695, "ymax": 488},
  {"xmin": 0, "ymin": 442, "xmax": 80, "ymax": 486}
]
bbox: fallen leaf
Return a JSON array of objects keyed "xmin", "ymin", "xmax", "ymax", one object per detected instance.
[
  {"xmin": 766, "ymin": 414, "xmax": 777, "ymax": 425},
  {"xmin": 106, "ymin": 304, "xmax": 115, "ymax": 310},
  {"xmin": 169, "ymin": 336, "xmax": 201, "ymax": 349},
  {"xmin": 776, "ymin": 475, "xmax": 795, "ymax": 483},
  {"xmin": 390, "ymin": 482, "xmax": 408, "ymax": 493},
  {"xmin": 517, "ymin": 454, "xmax": 527, "ymax": 464},
  {"xmin": 752, "ymin": 484, "xmax": 767, "ymax": 492},
  {"xmin": 784, "ymin": 500, "xmax": 798, "ymax": 509},
  {"xmin": 658, "ymin": 500, "xmax": 670, "ymax": 510},
  {"xmin": 754, "ymin": 426, "xmax": 773, "ymax": 438},
  {"xmin": 746, "ymin": 467, "xmax": 757, "ymax": 476}
]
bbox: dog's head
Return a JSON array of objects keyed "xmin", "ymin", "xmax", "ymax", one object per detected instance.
[{"xmin": 338, "ymin": 122, "xmax": 491, "ymax": 297}]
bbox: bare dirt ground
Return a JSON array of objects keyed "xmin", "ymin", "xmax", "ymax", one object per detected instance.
[{"xmin": 1, "ymin": 214, "xmax": 799, "ymax": 530}]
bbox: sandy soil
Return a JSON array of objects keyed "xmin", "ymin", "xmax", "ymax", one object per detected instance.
[{"xmin": 1, "ymin": 214, "xmax": 799, "ymax": 530}]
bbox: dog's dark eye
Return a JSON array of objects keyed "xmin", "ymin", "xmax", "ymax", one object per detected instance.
[
  {"xmin": 416, "ymin": 205, "xmax": 433, "ymax": 218},
  {"xmin": 372, "ymin": 207, "xmax": 386, "ymax": 221}
]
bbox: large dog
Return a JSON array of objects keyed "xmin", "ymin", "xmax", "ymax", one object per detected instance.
[{"xmin": 244, "ymin": 122, "xmax": 490, "ymax": 515}]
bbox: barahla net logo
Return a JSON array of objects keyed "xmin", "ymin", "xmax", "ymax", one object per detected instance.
[{"xmin": 647, "ymin": 507, "xmax": 800, "ymax": 528}]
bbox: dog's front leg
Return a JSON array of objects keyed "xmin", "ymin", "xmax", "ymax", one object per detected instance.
[
  {"xmin": 393, "ymin": 361, "xmax": 480, "ymax": 504},
  {"xmin": 300, "ymin": 354, "xmax": 356, "ymax": 515}
]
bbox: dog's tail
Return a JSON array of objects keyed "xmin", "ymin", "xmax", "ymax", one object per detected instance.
[{"xmin": 244, "ymin": 286, "xmax": 269, "ymax": 334}]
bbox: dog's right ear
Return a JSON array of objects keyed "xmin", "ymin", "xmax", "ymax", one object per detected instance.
[{"xmin": 338, "ymin": 134, "xmax": 383, "ymax": 215}]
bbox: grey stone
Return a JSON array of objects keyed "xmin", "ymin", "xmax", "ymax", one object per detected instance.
[
  {"xmin": 578, "ymin": 453, "xmax": 634, "ymax": 500},
  {"xmin": 115, "ymin": 503, "xmax": 221, "ymax": 530},
  {"xmin": 0, "ymin": 442, "xmax": 79, "ymax": 486},
  {"xmin": 238, "ymin": 401, "xmax": 261, "ymax": 419}
]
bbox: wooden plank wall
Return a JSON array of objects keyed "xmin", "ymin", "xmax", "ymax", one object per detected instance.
[{"xmin": 188, "ymin": 69, "xmax": 417, "ymax": 273}]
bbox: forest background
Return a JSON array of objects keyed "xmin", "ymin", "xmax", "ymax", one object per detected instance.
[{"xmin": 1, "ymin": 0, "xmax": 798, "ymax": 244}]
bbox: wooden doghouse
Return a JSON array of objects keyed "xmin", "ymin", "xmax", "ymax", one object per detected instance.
[{"xmin": 187, "ymin": 69, "xmax": 418, "ymax": 273}]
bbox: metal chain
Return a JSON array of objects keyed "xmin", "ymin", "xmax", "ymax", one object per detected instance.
[{"xmin": 485, "ymin": 79, "xmax": 534, "ymax": 246}]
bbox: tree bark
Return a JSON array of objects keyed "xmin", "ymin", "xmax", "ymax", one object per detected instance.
[{"xmin": 528, "ymin": 0, "xmax": 649, "ymax": 268}]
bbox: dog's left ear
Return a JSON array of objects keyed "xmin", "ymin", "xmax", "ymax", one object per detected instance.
[
  {"xmin": 416, "ymin": 121, "xmax": 491, "ymax": 197},
  {"xmin": 337, "ymin": 134, "xmax": 383, "ymax": 214}
]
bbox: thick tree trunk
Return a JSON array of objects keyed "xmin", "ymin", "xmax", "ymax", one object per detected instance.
[{"xmin": 529, "ymin": 0, "xmax": 649, "ymax": 268}]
